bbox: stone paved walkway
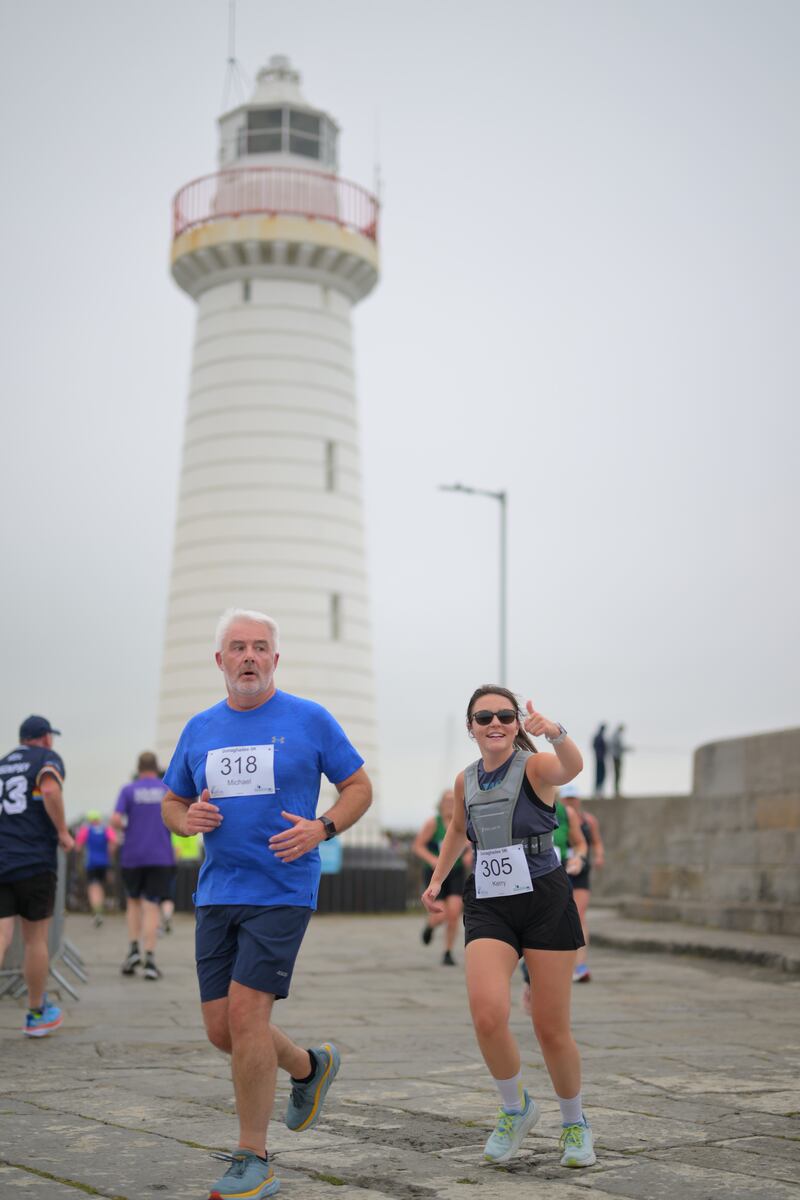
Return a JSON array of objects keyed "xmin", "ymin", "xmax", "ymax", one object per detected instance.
[{"xmin": 2, "ymin": 912, "xmax": 799, "ymax": 1199}]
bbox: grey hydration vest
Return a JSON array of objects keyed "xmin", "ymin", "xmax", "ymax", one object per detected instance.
[{"xmin": 464, "ymin": 750, "xmax": 554, "ymax": 856}]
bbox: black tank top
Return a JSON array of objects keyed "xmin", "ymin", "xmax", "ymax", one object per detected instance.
[{"xmin": 465, "ymin": 753, "xmax": 559, "ymax": 878}]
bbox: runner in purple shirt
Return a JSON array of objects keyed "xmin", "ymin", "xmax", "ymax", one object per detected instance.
[{"xmin": 112, "ymin": 752, "xmax": 175, "ymax": 980}]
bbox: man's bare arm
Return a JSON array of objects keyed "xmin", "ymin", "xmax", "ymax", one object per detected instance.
[
  {"xmin": 323, "ymin": 766, "xmax": 372, "ymax": 834},
  {"xmin": 269, "ymin": 766, "xmax": 372, "ymax": 863},
  {"xmin": 39, "ymin": 773, "xmax": 74, "ymax": 851}
]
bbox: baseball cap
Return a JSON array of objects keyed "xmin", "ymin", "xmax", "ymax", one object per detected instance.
[
  {"xmin": 19, "ymin": 715, "xmax": 61, "ymax": 741},
  {"xmin": 559, "ymin": 782, "xmax": 580, "ymax": 800}
]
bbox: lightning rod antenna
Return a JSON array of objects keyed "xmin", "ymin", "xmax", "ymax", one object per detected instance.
[{"xmin": 221, "ymin": 0, "xmax": 249, "ymax": 112}]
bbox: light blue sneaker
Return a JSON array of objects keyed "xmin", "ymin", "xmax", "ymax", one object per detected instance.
[
  {"xmin": 24, "ymin": 995, "xmax": 63, "ymax": 1038},
  {"xmin": 207, "ymin": 1150, "xmax": 279, "ymax": 1199},
  {"xmin": 559, "ymin": 1119, "xmax": 597, "ymax": 1167},
  {"xmin": 483, "ymin": 1091, "xmax": 539, "ymax": 1163},
  {"xmin": 285, "ymin": 1043, "xmax": 340, "ymax": 1131}
]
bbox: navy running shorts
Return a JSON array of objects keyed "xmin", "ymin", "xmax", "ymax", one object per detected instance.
[
  {"xmin": 195, "ymin": 904, "xmax": 313, "ymax": 1003},
  {"xmin": 463, "ymin": 865, "xmax": 585, "ymax": 955},
  {"xmin": 0, "ymin": 871, "xmax": 57, "ymax": 921},
  {"xmin": 121, "ymin": 865, "xmax": 176, "ymax": 903}
]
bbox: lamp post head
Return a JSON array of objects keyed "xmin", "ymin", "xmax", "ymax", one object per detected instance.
[{"xmin": 439, "ymin": 482, "xmax": 506, "ymax": 503}]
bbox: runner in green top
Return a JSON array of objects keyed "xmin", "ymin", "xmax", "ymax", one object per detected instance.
[
  {"xmin": 561, "ymin": 784, "xmax": 605, "ymax": 983},
  {"xmin": 412, "ymin": 791, "xmax": 472, "ymax": 965},
  {"xmin": 521, "ymin": 796, "xmax": 587, "ymax": 1012}
]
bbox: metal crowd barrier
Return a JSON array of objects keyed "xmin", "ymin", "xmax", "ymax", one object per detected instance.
[{"xmin": 66, "ymin": 845, "xmax": 407, "ymax": 915}]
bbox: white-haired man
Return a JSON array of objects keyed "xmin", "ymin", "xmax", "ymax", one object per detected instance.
[{"xmin": 161, "ymin": 608, "xmax": 372, "ymax": 1200}]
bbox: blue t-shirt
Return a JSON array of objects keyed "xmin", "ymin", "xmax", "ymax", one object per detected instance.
[
  {"xmin": 0, "ymin": 745, "xmax": 65, "ymax": 882},
  {"xmin": 163, "ymin": 691, "xmax": 364, "ymax": 909}
]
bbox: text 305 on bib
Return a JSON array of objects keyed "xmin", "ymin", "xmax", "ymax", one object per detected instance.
[{"xmin": 475, "ymin": 843, "xmax": 533, "ymax": 899}]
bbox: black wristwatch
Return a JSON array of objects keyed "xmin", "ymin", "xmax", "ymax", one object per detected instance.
[{"xmin": 318, "ymin": 815, "xmax": 337, "ymax": 841}]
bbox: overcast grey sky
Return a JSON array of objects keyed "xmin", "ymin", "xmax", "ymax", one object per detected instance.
[{"xmin": 1, "ymin": 0, "xmax": 797, "ymax": 827}]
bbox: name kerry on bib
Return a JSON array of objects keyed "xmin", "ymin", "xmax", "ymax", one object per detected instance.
[{"xmin": 205, "ymin": 745, "xmax": 275, "ymax": 799}]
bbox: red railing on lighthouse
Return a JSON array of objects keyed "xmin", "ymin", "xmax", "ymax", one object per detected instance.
[{"xmin": 172, "ymin": 167, "xmax": 379, "ymax": 242}]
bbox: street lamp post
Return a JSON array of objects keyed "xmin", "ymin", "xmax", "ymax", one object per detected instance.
[{"xmin": 439, "ymin": 483, "xmax": 508, "ymax": 684}]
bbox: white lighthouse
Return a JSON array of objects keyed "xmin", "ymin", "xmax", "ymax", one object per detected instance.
[{"xmin": 157, "ymin": 55, "xmax": 382, "ymax": 841}]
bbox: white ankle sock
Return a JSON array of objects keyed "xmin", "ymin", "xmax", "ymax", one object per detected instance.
[
  {"xmin": 494, "ymin": 1071, "xmax": 525, "ymax": 1113},
  {"xmin": 558, "ymin": 1092, "xmax": 583, "ymax": 1125}
]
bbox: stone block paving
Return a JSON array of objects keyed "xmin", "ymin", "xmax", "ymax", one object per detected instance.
[{"xmin": 1, "ymin": 912, "xmax": 799, "ymax": 1199}]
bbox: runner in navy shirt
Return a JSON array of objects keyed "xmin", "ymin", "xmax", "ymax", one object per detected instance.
[
  {"xmin": 0, "ymin": 715, "xmax": 73, "ymax": 1037},
  {"xmin": 161, "ymin": 608, "xmax": 372, "ymax": 1200}
]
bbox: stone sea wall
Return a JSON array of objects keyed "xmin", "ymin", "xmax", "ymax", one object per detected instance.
[{"xmin": 586, "ymin": 727, "xmax": 800, "ymax": 935}]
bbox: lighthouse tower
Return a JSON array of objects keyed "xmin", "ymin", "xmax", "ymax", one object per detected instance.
[{"xmin": 157, "ymin": 55, "xmax": 382, "ymax": 840}]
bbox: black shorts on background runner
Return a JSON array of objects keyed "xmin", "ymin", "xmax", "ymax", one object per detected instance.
[
  {"xmin": 121, "ymin": 865, "xmax": 176, "ymax": 903},
  {"xmin": 0, "ymin": 871, "xmax": 57, "ymax": 921},
  {"xmin": 425, "ymin": 864, "xmax": 466, "ymax": 900},
  {"xmin": 569, "ymin": 862, "xmax": 591, "ymax": 891}
]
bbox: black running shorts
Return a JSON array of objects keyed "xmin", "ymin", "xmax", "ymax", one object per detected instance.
[
  {"xmin": 0, "ymin": 871, "xmax": 57, "ymax": 921},
  {"xmin": 569, "ymin": 863, "xmax": 591, "ymax": 891},
  {"xmin": 121, "ymin": 865, "xmax": 176, "ymax": 903},
  {"xmin": 463, "ymin": 865, "xmax": 585, "ymax": 955},
  {"xmin": 424, "ymin": 864, "xmax": 466, "ymax": 901}
]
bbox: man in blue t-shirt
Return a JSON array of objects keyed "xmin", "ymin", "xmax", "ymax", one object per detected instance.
[
  {"xmin": 161, "ymin": 607, "xmax": 372, "ymax": 1200},
  {"xmin": 0, "ymin": 715, "xmax": 74, "ymax": 1037}
]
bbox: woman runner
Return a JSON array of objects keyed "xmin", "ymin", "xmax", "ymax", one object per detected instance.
[{"xmin": 422, "ymin": 685, "xmax": 596, "ymax": 1169}]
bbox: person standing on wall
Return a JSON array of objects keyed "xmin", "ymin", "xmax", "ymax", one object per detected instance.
[
  {"xmin": 608, "ymin": 724, "xmax": 631, "ymax": 797},
  {"xmin": 591, "ymin": 724, "xmax": 607, "ymax": 797}
]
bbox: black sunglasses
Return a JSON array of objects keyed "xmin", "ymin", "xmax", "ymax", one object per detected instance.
[{"xmin": 471, "ymin": 708, "xmax": 518, "ymax": 726}]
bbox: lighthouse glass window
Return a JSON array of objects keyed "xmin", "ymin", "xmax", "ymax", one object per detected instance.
[
  {"xmin": 289, "ymin": 110, "xmax": 321, "ymax": 159},
  {"xmin": 242, "ymin": 108, "xmax": 336, "ymax": 168},
  {"xmin": 246, "ymin": 108, "xmax": 282, "ymax": 154}
]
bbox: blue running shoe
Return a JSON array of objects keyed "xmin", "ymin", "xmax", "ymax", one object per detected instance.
[
  {"xmin": 24, "ymin": 995, "xmax": 63, "ymax": 1038},
  {"xmin": 572, "ymin": 963, "xmax": 591, "ymax": 983},
  {"xmin": 207, "ymin": 1150, "xmax": 279, "ymax": 1199},
  {"xmin": 559, "ymin": 1119, "xmax": 597, "ymax": 1167},
  {"xmin": 483, "ymin": 1091, "xmax": 539, "ymax": 1163},
  {"xmin": 285, "ymin": 1043, "xmax": 340, "ymax": 1131}
]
